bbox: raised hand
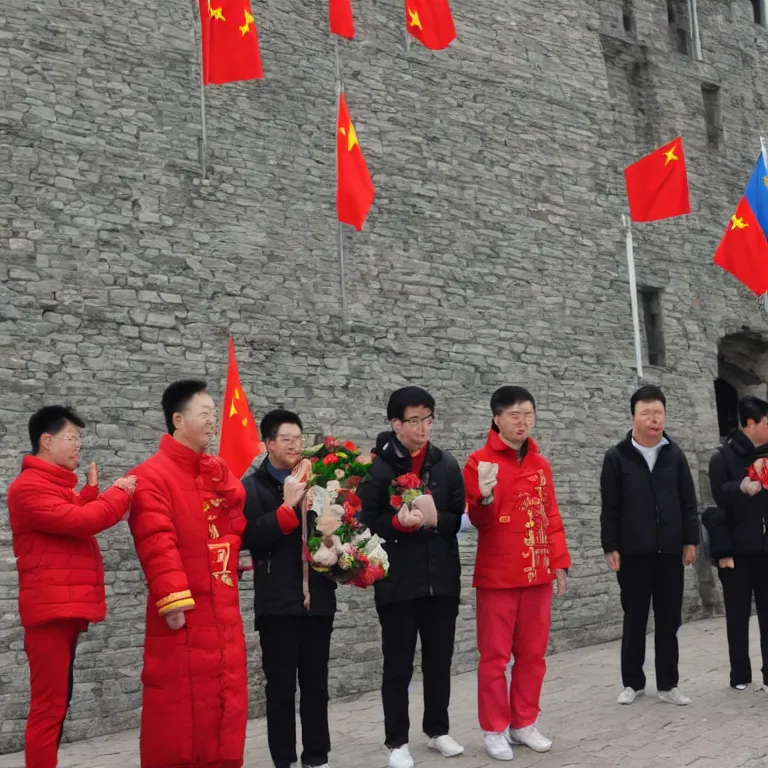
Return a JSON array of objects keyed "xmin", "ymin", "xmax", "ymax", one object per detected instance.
[
  {"xmin": 478, "ymin": 461, "xmax": 499, "ymax": 499},
  {"xmin": 86, "ymin": 462, "xmax": 98, "ymax": 487},
  {"xmin": 283, "ymin": 477, "xmax": 308, "ymax": 508}
]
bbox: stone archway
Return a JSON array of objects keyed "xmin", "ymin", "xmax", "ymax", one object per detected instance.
[
  {"xmin": 717, "ymin": 330, "xmax": 768, "ymax": 431},
  {"xmin": 697, "ymin": 330, "xmax": 768, "ymax": 613}
]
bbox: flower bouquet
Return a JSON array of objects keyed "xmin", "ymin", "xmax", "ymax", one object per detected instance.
[
  {"xmin": 748, "ymin": 456, "xmax": 768, "ymax": 488},
  {"xmin": 302, "ymin": 436, "xmax": 390, "ymax": 588}
]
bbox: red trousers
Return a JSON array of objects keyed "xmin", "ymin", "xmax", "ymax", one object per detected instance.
[
  {"xmin": 476, "ymin": 584, "xmax": 552, "ymax": 732},
  {"xmin": 24, "ymin": 619, "xmax": 86, "ymax": 768}
]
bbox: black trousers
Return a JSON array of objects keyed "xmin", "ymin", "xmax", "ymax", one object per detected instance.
[
  {"xmin": 718, "ymin": 554, "xmax": 768, "ymax": 687},
  {"xmin": 617, "ymin": 554, "xmax": 683, "ymax": 692},
  {"xmin": 259, "ymin": 614, "xmax": 334, "ymax": 768},
  {"xmin": 377, "ymin": 596, "xmax": 459, "ymax": 749}
]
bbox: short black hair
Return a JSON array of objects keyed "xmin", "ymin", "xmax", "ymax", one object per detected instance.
[
  {"xmin": 630, "ymin": 384, "xmax": 666, "ymax": 415},
  {"xmin": 739, "ymin": 395, "xmax": 768, "ymax": 427},
  {"xmin": 29, "ymin": 406, "xmax": 85, "ymax": 453},
  {"xmin": 386, "ymin": 387, "xmax": 435, "ymax": 421},
  {"xmin": 260, "ymin": 409, "xmax": 303, "ymax": 441},
  {"xmin": 161, "ymin": 380, "xmax": 208, "ymax": 434},
  {"xmin": 491, "ymin": 386, "xmax": 536, "ymax": 415}
]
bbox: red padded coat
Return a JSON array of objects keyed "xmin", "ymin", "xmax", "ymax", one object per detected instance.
[
  {"xmin": 464, "ymin": 431, "xmax": 571, "ymax": 589},
  {"xmin": 7, "ymin": 455, "xmax": 131, "ymax": 628},
  {"xmin": 129, "ymin": 435, "xmax": 248, "ymax": 768}
]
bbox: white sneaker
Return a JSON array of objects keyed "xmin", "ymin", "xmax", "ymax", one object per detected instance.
[
  {"xmin": 388, "ymin": 745, "xmax": 414, "ymax": 768},
  {"xmin": 484, "ymin": 732, "xmax": 515, "ymax": 761},
  {"xmin": 658, "ymin": 687, "xmax": 691, "ymax": 706},
  {"xmin": 617, "ymin": 687, "xmax": 644, "ymax": 705},
  {"xmin": 507, "ymin": 724, "xmax": 552, "ymax": 753},
  {"xmin": 427, "ymin": 734, "xmax": 464, "ymax": 757}
]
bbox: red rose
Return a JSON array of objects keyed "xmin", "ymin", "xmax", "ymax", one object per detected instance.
[
  {"xmin": 390, "ymin": 494, "xmax": 403, "ymax": 508},
  {"xmin": 346, "ymin": 475, "xmax": 361, "ymax": 488},
  {"xmin": 345, "ymin": 492, "xmax": 362, "ymax": 511},
  {"xmin": 322, "ymin": 454, "xmax": 340, "ymax": 466},
  {"xmin": 324, "ymin": 435, "xmax": 336, "ymax": 448},
  {"xmin": 343, "ymin": 440, "xmax": 358, "ymax": 453},
  {"xmin": 310, "ymin": 457, "xmax": 319, "ymax": 464}
]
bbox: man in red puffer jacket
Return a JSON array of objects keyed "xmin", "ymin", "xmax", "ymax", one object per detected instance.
[
  {"xmin": 464, "ymin": 387, "xmax": 570, "ymax": 762},
  {"xmin": 7, "ymin": 406, "xmax": 136, "ymax": 768}
]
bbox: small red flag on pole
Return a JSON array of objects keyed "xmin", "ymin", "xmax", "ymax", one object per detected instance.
[
  {"xmin": 624, "ymin": 137, "xmax": 690, "ymax": 223},
  {"xmin": 199, "ymin": 0, "xmax": 263, "ymax": 85},
  {"xmin": 218, "ymin": 338, "xmax": 262, "ymax": 478},
  {"xmin": 330, "ymin": 0, "xmax": 355, "ymax": 39},
  {"xmin": 405, "ymin": 0, "xmax": 456, "ymax": 50},
  {"xmin": 336, "ymin": 92, "xmax": 374, "ymax": 232}
]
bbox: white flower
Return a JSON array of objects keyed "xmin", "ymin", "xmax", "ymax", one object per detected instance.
[
  {"xmin": 325, "ymin": 480, "xmax": 341, "ymax": 503},
  {"xmin": 311, "ymin": 486, "xmax": 330, "ymax": 516},
  {"xmin": 352, "ymin": 529, "xmax": 372, "ymax": 546},
  {"xmin": 334, "ymin": 469, "xmax": 346, "ymax": 480}
]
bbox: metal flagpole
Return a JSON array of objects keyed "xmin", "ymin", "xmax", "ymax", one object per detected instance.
[
  {"xmin": 760, "ymin": 136, "xmax": 768, "ymax": 313},
  {"xmin": 198, "ymin": 10, "xmax": 209, "ymax": 180},
  {"xmin": 623, "ymin": 214, "xmax": 644, "ymax": 381},
  {"xmin": 334, "ymin": 38, "xmax": 348, "ymax": 323},
  {"xmin": 688, "ymin": 0, "xmax": 703, "ymax": 61}
]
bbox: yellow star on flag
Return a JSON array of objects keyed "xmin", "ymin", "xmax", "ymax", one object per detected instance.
[
  {"xmin": 209, "ymin": 4, "xmax": 225, "ymax": 21},
  {"xmin": 339, "ymin": 123, "xmax": 359, "ymax": 152},
  {"xmin": 240, "ymin": 9, "xmax": 254, "ymax": 35},
  {"xmin": 229, "ymin": 388, "xmax": 241, "ymax": 417},
  {"xmin": 408, "ymin": 8, "xmax": 422, "ymax": 30},
  {"xmin": 663, "ymin": 145, "xmax": 679, "ymax": 166},
  {"xmin": 731, "ymin": 215, "xmax": 749, "ymax": 230}
]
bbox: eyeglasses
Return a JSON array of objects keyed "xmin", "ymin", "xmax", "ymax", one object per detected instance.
[
  {"xmin": 54, "ymin": 434, "xmax": 82, "ymax": 446},
  {"xmin": 505, "ymin": 412, "xmax": 535, "ymax": 425},
  {"xmin": 276, "ymin": 435, "xmax": 303, "ymax": 446},
  {"xmin": 401, "ymin": 415, "xmax": 435, "ymax": 428}
]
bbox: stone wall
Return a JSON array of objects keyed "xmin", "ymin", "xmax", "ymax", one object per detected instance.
[{"xmin": 2, "ymin": 0, "xmax": 767, "ymax": 752}]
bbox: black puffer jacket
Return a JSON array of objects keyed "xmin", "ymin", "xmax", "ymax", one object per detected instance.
[
  {"xmin": 357, "ymin": 436, "xmax": 464, "ymax": 607},
  {"xmin": 242, "ymin": 462, "xmax": 336, "ymax": 626},
  {"xmin": 600, "ymin": 431, "xmax": 699, "ymax": 555},
  {"xmin": 705, "ymin": 430, "xmax": 768, "ymax": 558}
]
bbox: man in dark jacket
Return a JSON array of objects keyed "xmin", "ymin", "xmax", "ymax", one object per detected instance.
[
  {"xmin": 242, "ymin": 409, "xmax": 335, "ymax": 768},
  {"xmin": 705, "ymin": 395, "xmax": 768, "ymax": 691},
  {"xmin": 358, "ymin": 387, "xmax": 465, "ymax": 768},
  {"xmin": 600, "ymin": 384, "xmax": 699, "ymax": 707}
]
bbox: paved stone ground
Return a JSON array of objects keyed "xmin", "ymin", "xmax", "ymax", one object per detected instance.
[{"xmin": 2, "ymin": 616, "xmax": 767, "ymax": 768}]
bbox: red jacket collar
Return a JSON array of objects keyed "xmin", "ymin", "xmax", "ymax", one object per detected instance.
[
  {"xmin": 21, "ymin": 455, "xmax": 78, "ymax": 488},
  {"xmin": 485, "ymin": 428, "xmax": 539, "ymax": 457},
  {"xmin": 159, "ymin": 433, "xmax": 206, "ymax": 475}
]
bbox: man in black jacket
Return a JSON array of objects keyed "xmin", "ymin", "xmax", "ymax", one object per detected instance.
[
  {"xmin": 600, "ymin": 384, "xmax": 699, "ymax": 707},
  {"xmin": 705, "ymin": 395, "xmax": 768, "ymax": 691},
  {"xmin": 242, "ymin": 409, "xmax": 336, "ymax": 768},
  {"xmin": 358, "ymin": 387, "xmax": 465, "ymax": 768}
]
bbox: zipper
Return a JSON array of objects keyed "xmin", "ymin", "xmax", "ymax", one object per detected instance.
[{"xmin": 267, "ymin": 559, "xmax": 271, "ymax": 575}]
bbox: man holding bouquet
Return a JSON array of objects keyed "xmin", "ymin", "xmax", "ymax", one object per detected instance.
[
  {"xmin": 463, "ymin": 386, "xmax": 570, "ymax": 761},
  {"xmin": 706, "ymin": 395, "xmax": 768, "ymax": 691},
  {"xmin": 358, "ymin": 387, "xmax": 465, "ymax": 768},
  {"xmin": 242, "ymin": 409, "xmax": 336, "ymax": 768}
]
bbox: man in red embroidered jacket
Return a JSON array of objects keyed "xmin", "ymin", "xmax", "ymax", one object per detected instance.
[
  {"xmin": 129, "ymin": 380, "xmax": 248, "ymax": 768},
  {"xmin": 464, "ymin": 387, "xmax": 570, "ymax": 762},
  {"xmin": 8, "ymin": 406, "xmax": 136, "ymax": 768}
]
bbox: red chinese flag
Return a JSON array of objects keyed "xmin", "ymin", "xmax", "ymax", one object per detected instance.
[
  {"xmin": 405, "ymin": 0, "xmax": 456, "ymax": 51},
  {"xmin": 624, "ymin": 136, "xmax": 690, "ymax": 222},
  {"xmin": 330, "ymin": 0, "xmax": 355, "ymax": 39},
  {"xmin": 199, "ymin": 0, "xmax": 263, "ymax": 85},
  {"xmin": 336, "ymin": 92, "xmax": 374, "ymax": 231},
  {"xmin": 714, "ymin": 197, "xmax": 768, "ymax": 295},
  {"xmin": 218, "ymin": 338, "xmax": 262, "ymax": 478}
]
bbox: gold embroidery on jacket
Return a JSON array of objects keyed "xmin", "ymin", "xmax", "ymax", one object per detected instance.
[
  {"xmin": 520, "ymin": 470, "xmax": 552, "ymax": 582},
  {"xmin": 208, "ymin": 541, "xmax": 234, "ymax": 587}
]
